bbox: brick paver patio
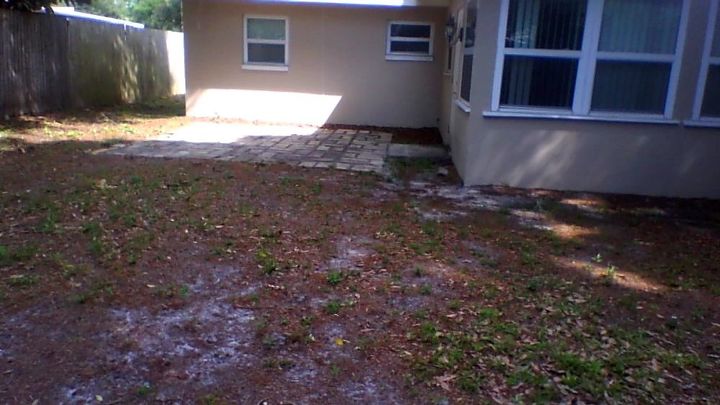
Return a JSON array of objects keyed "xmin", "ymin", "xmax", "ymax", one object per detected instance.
[{"xmin": 105, "ymin": 127, "xmax": 392, "ymax": 174}]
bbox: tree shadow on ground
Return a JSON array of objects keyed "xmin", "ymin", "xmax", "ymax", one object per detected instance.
[{"xmin": 0, "ymin": 139, "xmax": 719, "ymax": 402}]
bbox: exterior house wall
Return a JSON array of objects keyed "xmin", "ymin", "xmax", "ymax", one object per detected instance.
[
  {"xmin": 440, "ymin": 0, "xmax": 472, "ymax": 180},
  {"xmin": 183, "ymin": 0, "xmax": 446, "ymax": 127},
  {"xmin": 446, "ymin": 0, "xmax": 720, "ymax": 198}
]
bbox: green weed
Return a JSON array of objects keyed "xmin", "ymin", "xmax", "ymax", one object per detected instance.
[
  {"xmin": 324, "ymin": 300, "xmax": 342, "ymax": 315},
  {"xmin": 326, "ymin": 270, "xmax": 345, "ymax": 286},
  {"xmin": 256, "ymin": 248, "xmax": 279, "ymax": 275}
]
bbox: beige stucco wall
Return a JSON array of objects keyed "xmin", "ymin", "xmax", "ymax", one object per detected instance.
[
  {"xmin": 442, "ymin": 0, "xmax": 720, "ymax": 198},
  {"xmin": 183, "ymin": 0, "xmax": 446, "ymax": 127}
]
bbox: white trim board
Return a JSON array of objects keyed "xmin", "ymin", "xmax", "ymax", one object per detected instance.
[{"xmin": 483, "ymin": 110, "xmax": 679, "ymax": 125}]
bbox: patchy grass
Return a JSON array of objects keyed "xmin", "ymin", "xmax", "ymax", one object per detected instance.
[
  {"xmin": 0, "ymin": 108, "xmax": 719, "ymax": 402},
  {"xmin": 0, "ymin": 97, "xmax": 186, "ymax": 145},
  {"xmin": 0, "ymin": 244, "xmax": 37, "ymax": 266},
  {"xmin": 6, "ymin": 273, "xmax": 39, "ymax": 288}
]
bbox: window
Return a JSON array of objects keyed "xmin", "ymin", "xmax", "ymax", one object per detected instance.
[
  {"xmin": 244, "ymin": 16, "xmax": 288, "ymax": 70},
  {"xmin": 492, "ymin": 0, "xmax": 687, "ymax": 118},
  {"xmin": 445, "ymin": 43, "xmax": 453, "ymax": 75},
  {"xmin": 694, "ymin": 0, "xmax": 720, "ymax": 121},
  {"xmin": 460, "ymin": 0, "xmax": 477, "ymax": 104},
  {"xmin": 386, "ymin": 21, "xmax": 433, "ymax": 61}
]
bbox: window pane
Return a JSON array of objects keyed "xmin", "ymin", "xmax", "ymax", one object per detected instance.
[
  {"xmin": 390, "ymin": 41, "xmax": 430, "ymax": 54},
  {"xmin": 465, "ymin": 0, "xmax": 477, "ymax": 49},
  {"xmin": 248, "ymin": 43, "xmax": 285, "ymax": 64},
  {"xmin": 247, "ymin": 18, "xmax": 285, "ymax": 41},
  {"xmin": 460, "ymin": 1, "xmax": 477, "ymax": 102},
  {"xmin": 500, "ymin": 56, "xmax": 578, "ymax": 108},
  {"xmin": 701, "ymin": 65, "xmax": 720, "ymax": 117},
  {"xmin": 591, "ymin": 61, "xmax": 670, "ymax": 114},
  {"xmin": 713, "ymin": 6, "xmax": 720, "ymax": 57},
  {"xmin": 461, "ymin": 55, "xmax": 473, "ymax": 101},
  {"xmin": 390, "ymin": 24, "xmax": 431, "ymax": 38},
  {"xmin": 599, "ymin": 0, "xmax": 682, "ymax": 54},
  {"xmin": 505, "ymin": 0, "xmax": 587, "ymax": 50}
]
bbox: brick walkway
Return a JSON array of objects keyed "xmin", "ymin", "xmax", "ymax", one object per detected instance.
[{"xmin": 106, "ymin": 127, "xmax": 392, "ymax": 174}]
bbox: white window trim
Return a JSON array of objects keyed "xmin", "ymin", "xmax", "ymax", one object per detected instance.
[
  {"xmin": 386, "ymin": 21, "xmax": 434, "ymax": 62},
  {"xmin": 491, "ymin": 0, "xmax": 689, "ymax": 121},
  {"xmin": 455, "ymin": 98, "xmax": 472, "ymax": 113},
  {"xmin": 458, "ymin": 0, "xmax": 476, "ymax": 106},
  {"xmin": 483, "ymin": 110, "xmax": 680, "ymax": 125},
  {"xmin": 243, "ymin": 15, "xmax": 289, "ymax": 71},
  {"xmin": 691, "ymin": 0, "xmax": 720, "ymax": 122}
]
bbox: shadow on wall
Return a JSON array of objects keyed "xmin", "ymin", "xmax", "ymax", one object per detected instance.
[
  {"xmin": 0, "ymin": 9, "xmax": 185, "ymax": 117},
  {"xmin": 470, "ymin": 124, "xmax": 720, "ymax": 198}
]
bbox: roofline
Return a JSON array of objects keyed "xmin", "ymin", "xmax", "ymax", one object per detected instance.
[{"xmin": 236, "ymin": 0, "xmax": 450, "ymax": 8}]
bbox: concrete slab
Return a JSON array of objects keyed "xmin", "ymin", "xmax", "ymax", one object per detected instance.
[{"xmin": 105, "ymin": 122, "xmax": 392, "ymax": 174}]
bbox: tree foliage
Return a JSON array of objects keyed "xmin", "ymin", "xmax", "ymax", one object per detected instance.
[
  {"xmin": 75, "ymin": 0, "xmax": 126, "ymax": 19},
  {"xmin": 1, "ymin": 1, "xmax": 88, "ymax": 12},
  {"xmin": 77, "ymin": 0, "xmax": 181, "ymax": 31},
  {"xmin": 128, "ymin": 0, "xmax": 180, "ymax": 31},
  {"xmin": 2, "ymin": 0, "xmax": 182, "ymax": 31}
]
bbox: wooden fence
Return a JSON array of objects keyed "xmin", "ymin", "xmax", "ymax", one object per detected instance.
[{"xmin": 0, "ymin": 9, "xmax": 184, "ymax": 117}]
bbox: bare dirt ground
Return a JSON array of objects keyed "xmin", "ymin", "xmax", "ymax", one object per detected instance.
[{"xmin": 1, "ymin": 102, "xmax": 720, "ymax": 404}]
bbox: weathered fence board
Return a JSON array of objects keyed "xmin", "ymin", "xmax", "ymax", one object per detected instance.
[{"xmin": 0, "ymin": 9, "xmax": 184, "ymax": 117}]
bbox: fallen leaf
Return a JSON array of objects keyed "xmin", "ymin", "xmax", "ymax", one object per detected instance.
[{"xmin": 434, "ymin": 374, "xmax": 456, "ymax": 391}]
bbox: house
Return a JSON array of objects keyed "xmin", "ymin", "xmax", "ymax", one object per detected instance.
[{"xmin": 182, "ymin": 0, "xmax": 720, "ymax": 198}]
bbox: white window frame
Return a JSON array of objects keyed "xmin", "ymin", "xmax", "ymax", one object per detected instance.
[
  {"xmin": 243, "ymin": 15, "xmax": 289, "ymax": 71},
  {"xmin": 691, "ymin": 0, "xmax": 720, "ymax": 124},
  {"xmin": 386, "ymin": 21, "xmax": 434, "ymax": 62},
  {"xmin": 490, "ymin": 0, "xmax": 689, "ymax": 121}
]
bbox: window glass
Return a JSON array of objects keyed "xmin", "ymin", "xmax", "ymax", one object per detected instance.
[
  {"xmin": 599, "ymin": 0, "xmax": 682, "ymax": 54},
  {"xmin": 465, "ymin": 2, "xmax": 477, "ymax": 49},
  {"xmin": 390, "ymin": 41, "xmax": 431, "ymax": 54},
  {"xmin": 461, "ymin": 55, "xmax": 473, "ymax": 101},
  {"xmin": 592, "ymin": 61, "xmax": 671, "ymax": 114},
  {"xmin": 496, "ymin": 0, "xmax": 684, "ymax": 116},
  {"xmin": 701, "ymin": 65, "xmax": 720, "ymax": 117},
  {"xmin": 460, "ymin": 0, "xmax": 477, "ymax": 102},
  {"xmin": 245, "ymin": 17, "xmax": 287, "ymax": 65},
  {"xmin": 248, "ymin": 44, "xmax": 286, "ymax": 64},
  {"xmin": 387, "ymin": 22, "xmax": 432, "ymax": 57},
  {"xmin": 590, "ymin": 0, "xmax": 681, "ymax": 114},
  {"xmin": 390, "ymin": 24, "xmax": 431, "ymax": 38},
  {"xmin": 506, "ymin": 0, "xmax": 586, "ymax": 50},
  {"xmin": 247, "ymin": 18, "xmax": 286, "ymax": 41},
  {"xmin": 500, "ymin": 56, "xmax": 578, "ymax": 108},
  {"xmin": 713, "ymin": 6, "xmax": 720, "ymax": 57}
]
